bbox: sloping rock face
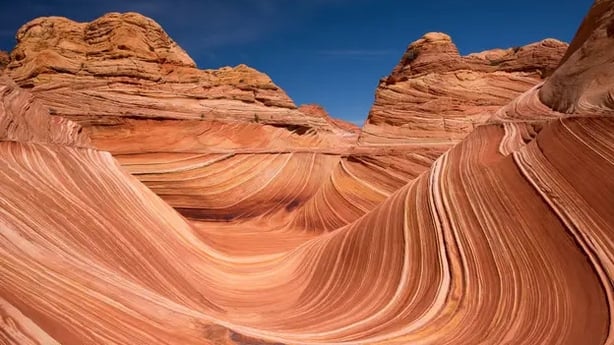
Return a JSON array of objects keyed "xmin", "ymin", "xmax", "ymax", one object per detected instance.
[
  {"xmin": 5, "ymin": 12, "xmax": 347, "ymax": 142},
  {"xmin": 359, "ymin": 33, "xmax": 568, "ymax": 145},
  {"xmin": 298, "ymin": 103, "xmax": 361, "ymax": 135},
  {"xmin": 3, "ymin": 12, "xmax": 359, "ymax": 220},
  {"xmin": 539, "ymin": 0, "xmax": 614, "ymax": 114},
  {"xmin": 0, "ymin": 75, "xmax": 89, "ymax": 146},
  {"xmin": 0, "ymin": 50, "xmax": 8, "ymax": 71},
  {"xmin": 2, "ymin": 2, "xmax": 614, "ymax": 345}
]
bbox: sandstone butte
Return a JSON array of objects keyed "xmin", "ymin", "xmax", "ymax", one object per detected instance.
[{"xmin": 1, "ymin": 0, "xmax": 614, "ymax": 343}]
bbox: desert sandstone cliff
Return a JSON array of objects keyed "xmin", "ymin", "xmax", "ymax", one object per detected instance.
[
  {"xmin": 5, "ymin": 12, "xmax": 353, "ymax": 146},
  {"xmin": 2, "ymin": 12, "xmax": 365, "ymax": 220},
  {"xmin": 359, "ymin": 32, "xmax": 567, "ymax": 145},
  {"xmin": 1, "ymin": 1, "xmax": 614, "ymax": 344}
]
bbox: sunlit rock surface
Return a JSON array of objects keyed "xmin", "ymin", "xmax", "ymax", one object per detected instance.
[
  {"xmin": 3, "ymin": 12, "xmax": 360, "ymax": 219},
  {"xmin": 0, "ymin": 51, "xmax": 8, "ymax": 71},
  {"xmin": 539, "ymin": 0, "xmax": 614, "ymax": 115},
  {"xmin": 298, "ymin": 103, "xmax": 361, "ymax": 135},
  {"xmin": 359, "ymin": 32, "xmax": 567, "ymax": 146},
  {"xmin": 0, "ymin": 75, "xmax": 89, "ymax": 146},
  {"xmin": 4, "ymin": 12, "xmax": 355, "ymax": 151},
  {"xmin": 2, "ymin": 2, "xmax": 614, "ymax": 344}
]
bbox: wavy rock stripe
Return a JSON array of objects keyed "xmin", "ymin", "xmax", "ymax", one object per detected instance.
[
  {"xmin": 0, "ymin": 76, "xmax": 89, "ymax": 147},
  {"xmin": 513, "ymin": 118, "xmax": 614, "ymax": 343},
  {"xmin": 2, "ymin": 2, "xmax": 614, "ymax": 344},
  {"xmin": 2, "ymin": 116, "xmax": 614, "ymax": 344},
  {"xmin": 113, "ymin": 148, "xmax": 440, "ymax": 233},
  {"xmin": 120, "ymin": 152, "xmax": 338, "ymax": 221},
  {"xmin": 287, "ymin": 151, "xmax": 440, "ymax": 233},
  {"xmin": 88, "ymin": 119, "xmax": 350, "ymax": 154}
]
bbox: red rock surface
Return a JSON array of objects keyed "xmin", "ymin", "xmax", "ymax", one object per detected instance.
[
  {"xmin": 298, "ymin": 103, "xmax": 361, "ymax": 135},
  {"xmin": 0, "ymin": 75, "xmax": 89, "ymax": 146},
  {"xmin": 359, "ymin": 32, "xmax": 568, "ymax": 145},
  {"xmin": 5, "ymin": 12, "xmax": 349, "ymax": 140},
  {"xmin": 2, "ymin": 2, "xmax": 614, "ymax": 344},
  {"xmin": 3, "ymin": 12, "xmax": 360, "ymax": 219},
  {"xmin": 539, "ymin": 0, "xmax": 614, "ymax": 115},
  {"xmin": 0, "ymin": 50, "xmax": 8, "ymax": 71}
]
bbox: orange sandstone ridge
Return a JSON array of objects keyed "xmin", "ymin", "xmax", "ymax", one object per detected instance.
[
  {"xmin": 1, "ymin": 12, "xmax": 563, "ymax": 221},
  {"xmin": 298, "ymin": 103, "xmax": 361, "ymax": 135},
  {"xmin": 3, "ymin": 12, "xmax": 364, "ymax": 220},
  {"xmin": 359, "ymin": 32, "xmax": 568, "ymax": 145},
  {"xmin": 4, "ymin": 12, "xmax": 354, "ymax": 148},
  {"xmin": 1, "ymin": 1, "xmax": 614, "ymax": 344},
  {"xmin": 0, "ymin": 75, "xmax": 89, "ymax": 146}
]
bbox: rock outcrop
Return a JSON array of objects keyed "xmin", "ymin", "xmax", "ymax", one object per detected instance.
[
  {"xmin": 359, "ymin": 33, "xmax": 568, "ymax": 145},
  {"xmin": 539, "ymin": 0, "xmax": 614, "ymax": 114},
  {"xmin": 298, "ymin": 103, "xmax": 361, "ymax": 135},
  {"xmin": 2, "ymin": 1, "xmax": 614, "ymax": 345},
  {"xmin": 0, "ymin": 75, "xmax": 89, "ymax": 146},
  {"xmin": 5, "ymin": 12, "xmax": 350, "ymax": 143},
  {"xmin": 2, "ymin": 12, "xmax": 360, "ymax": 219},
  {"xmin": 0, "ymin": 50, "xmax": 8, "ymax": 71}
]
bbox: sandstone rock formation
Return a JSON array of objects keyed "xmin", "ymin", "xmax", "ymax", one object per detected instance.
[
  {"xmin": 0, "ymin": 75, "xmax": 89, "ymax": 146},
  {"xmin": 359, "ymin": 32, "xmax": 568, "ymax": 145},
  {"xmin": 539, "ymin": 0, "xmax": 614, "ymax": 114},
  {"xmin": 4, "ymin": 12, "xmax": 345, "ymax": 137},
  {"xmin": 3, "ymin": 12, "xmax": 360, "ymax": 219},
  {"xmin": 2, "ymin": 1, "xmax": 614, "ymax": 344},
  {"xmin": 0, "ymin": 50, "xmax": 8, "ymax": 71},
  {"xmin": 298, "ymin": 103, "xmax": 361, "ymax": 135}
]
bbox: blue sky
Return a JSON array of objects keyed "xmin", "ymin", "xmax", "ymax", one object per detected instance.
[{"xmin": 0, "ymin": 0, "xmax": 592, "ymax": 125}]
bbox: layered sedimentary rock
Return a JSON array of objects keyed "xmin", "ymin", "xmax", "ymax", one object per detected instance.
[
  {"xmin": 4, "ymin": 11, "xmax": 357, "ymax": 161},
  {"xmin": 2, "ymin": 1, "xmax": 614, "ymax": 344},
  {"xmin": 0, "ymin": 50, "xmax": 8, "ymax": 71},
  {"xmin": 2, "ymin": 115, "xmax": 614, "ymax": 344},
  {"xmin": 298, "ymin": 104, "xmax": 361, "ymax": 135},
  {"xmin": 3, "ymin": 12, "xmax": 360, "ymax": 219},
  {"xmin": 0, "ymin": 75, "xmax": 89, "ymax": 146},
  {"xmin": 359, "ymin": 32, "xmax": 568, "ymax": 145},
  {"xmin": 539, "ymin": 0, "xmax": 614, "ymax": 115},
  {"xmin": 5, "ymin": 13, "xmax": 347, "ymax": 137}
]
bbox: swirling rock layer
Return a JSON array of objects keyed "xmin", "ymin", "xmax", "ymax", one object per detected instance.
[
  {"xmin": 2, "ymin": 1, "xmax": 614, "ymax": 344},
  {"xmin": 2, "ymin": 116, "xmax": 614, "ymax": 345},
  {"xmin": 0, "ymin": 75, "xmax": 89, "ymax": 146},
  {"xmin": 3, "ymin": 12, "xmax": 359, "ymax": 219}
]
